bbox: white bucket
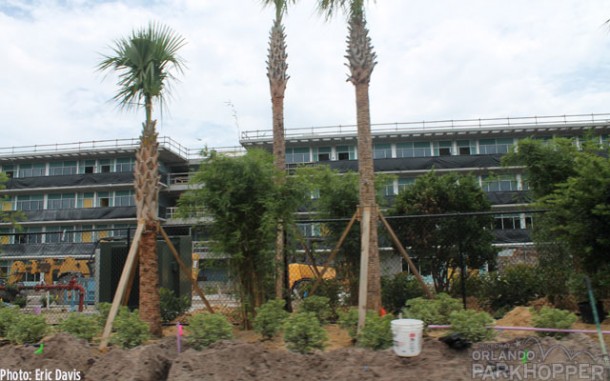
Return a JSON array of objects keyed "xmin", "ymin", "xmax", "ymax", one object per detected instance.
[{"xmin": 391, "ymin": 319, "xmax": 424, "ymax": 357}]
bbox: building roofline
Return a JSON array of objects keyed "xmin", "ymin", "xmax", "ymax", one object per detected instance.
[{"xmin": 240, "ymin": 112, "xmax": 610, "ymax": 145}]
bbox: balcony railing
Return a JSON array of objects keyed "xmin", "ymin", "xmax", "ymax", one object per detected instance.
[{"xmin": 240, "ymin": 112, "xmax": 610, "ymax": 142}]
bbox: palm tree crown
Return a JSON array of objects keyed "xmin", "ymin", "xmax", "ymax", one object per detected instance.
[{"xmin": 98, "ymin": 22, "xmax": 186, "ymax": 122}]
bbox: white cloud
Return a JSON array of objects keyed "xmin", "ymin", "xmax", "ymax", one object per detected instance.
[{"xmin": 1, "ymin": 0, "xmax": 610, "ymax": 151}]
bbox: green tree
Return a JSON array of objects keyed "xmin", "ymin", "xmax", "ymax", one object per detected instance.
[
  {"xmin": 390, "ymin": 172, "xmax": 496, "ymax": 292},
  {"xmin": 317, "ymin": 0, "xmax": 381, "ymax": 311},
  {"xmin": 261, "ymin": 0, "xmax": 297, "ymax": 300},
  {"xmin": 98, "ymin": 22, "xmax": 186, "ymax": 336},
  {"xmin": 295, "ymin": 165, "xmax": 391, "ymax": 305},
  {"xmin": 179, "ymin": 149, "xmax": 303, "ymax": 327},
  {"xmin": 502, "ymin": 137, "xmax": 578, "ymax": 199}
]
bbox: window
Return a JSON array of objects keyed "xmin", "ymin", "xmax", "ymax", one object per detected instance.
[
  {"xmin": 99, "ymin": 159, "xmax": 111, "ymax": 173},
  {"xmin": 397, "ymin": 178, "xmax": 416, "ymax": 193},
  {"xmin": 433, "ymin": 141, "xmax": 452, "ymax": 156},
  {"xmin": 97, "ymin": 192, "xmax": 111, "ymax": 207},
  {"xmin": 78, "ymin": 225, "xmax": 93, "ymax": 243},
  {"xmin": 373, "ymin": 144, "xmax": 392, "ymax": 159},
  {"xmin": 494, "ymin": 215, "xmax": 520, "ymax": 230},
  {"xmin": 479, "ymin": 138, "xmax": 513, "ymax": 154},
  {"xmin": 24, "ymin": 227, "xmax": 42, "ymax": 244},
  {"xmin": 3, "ymin": 165, "xmax": 14, "ymax": 178},
  {"xmin": 45, "ymin": 227, "xmax": 61, "ymax": 243},
  {"xmin": 116, "ymin": 157, "xmax": 134, "ymax": 172},
  {"xmin": 114, "ymin": 190, "xmax": 135, "ymax": 207},
  {"xmin": 314, "ymin": 147, "xmax": 331, "ymax": 162},
  {"xmin": 336, "ymin": 145, "xmax": 355, "ymax": 160},
  {"xmin": 286, "ymin": 147, "xmax": 310, "ymax": 164},
  {"xmin": 396, "ymin": 142, "xmax": 431, "ymax": 158},
  {"xmin": 15, "ymin": 195, "xmax": 44, "ymax": 211},
  {"xmin": 2, "ymin": 197, "xmax": 13, "ymax": 212},
  {"xmin": 47, "ymin": 193, "xmax": 76, "ymax": 209},
  {"xmin": 49, "ymin": 161, "xmax": 77, "ymax": 176},
  {"xmin": 457, "ymin": 140, "xmax": 475, "ymax": 155},
  {"xmin": 77, "ymin": 193, "xmax": 95, "ymax": 208},
  {"xmin": 379, "ymin": 180, "xmax": 395, "ymax": 196},
  {"xmin": 481, "ymin": 175, "xmax": 518, "ymax": 192},
  {"xmin": 17, "ymin": 163, "xmax": 45, "ymax": 177},
  {"xmin": 79, "ymin": 160, "xmax": 96, "ymax": 174}
]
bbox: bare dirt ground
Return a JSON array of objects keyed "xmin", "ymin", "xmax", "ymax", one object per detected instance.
[{"xmin": 1, "ymin": 310, "xmax": 609, "ymax": 381}]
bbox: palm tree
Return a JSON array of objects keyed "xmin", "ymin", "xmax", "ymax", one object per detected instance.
[
  {"xmin": 98, "ymin": 22, "xmax": 186, "ymax": 336},
  {"xmin": 261, "ymin": 0, "xmax": 296, "ymax": 300},
  {"xmin": 317, "ymin": 0, "xmax": 381, "ymax": 311}
]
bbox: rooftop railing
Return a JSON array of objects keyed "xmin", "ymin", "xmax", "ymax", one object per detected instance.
[
  {"xmin": 240, "ymin": 113, "xmax": 610, "ymax": 142},
  {"xmin": 0, "ymin": 136, "xmax": 189, "ymax": 159}
]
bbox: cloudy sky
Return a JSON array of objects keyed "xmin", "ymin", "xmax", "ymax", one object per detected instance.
[{"xmin": 1, "ymin": 0, "xmax": 610, "ymax": 150}]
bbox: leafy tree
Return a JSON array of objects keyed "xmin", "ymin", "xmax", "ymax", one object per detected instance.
[
  {"xmin": 295, "ymin": 165, "xmax": 392, "ymax": 305},
  {"xmin": 502, "ymin": 137, "xmax": 578, "ymax": 199},
  {"xmin": 179, "ymin": 149, "xmax": 303, "ymax": 327},
  {"xmin": 98, "ymin": 22, "xmax": 186, "ymax": 336},
  {"xmin": 390, "ymin": 172, "xmax": 496, "ymax": 292}
]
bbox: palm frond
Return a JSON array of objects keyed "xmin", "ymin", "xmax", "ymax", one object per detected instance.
[
  {"xmin": 316, "ymin": 0, "xmax": 370, "ymax": 20},
  {"xmin": 97, "ymin": 21, "xmax": 186, "ymax": 113}
]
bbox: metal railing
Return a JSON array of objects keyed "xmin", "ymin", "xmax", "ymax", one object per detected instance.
[
  {"xmin": 0, "ymin": 137, "xmax": 190, "ymax": 160},
  {"xmin": 240, "ymin": 113, "xmax": 610, "ymax": 142}
]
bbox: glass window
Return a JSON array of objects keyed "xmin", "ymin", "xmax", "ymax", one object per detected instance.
[
  {"xmin": 396, "ymin": 142, "xmax": 431, "ymax": 158},
  {"xmin": 479, "ymin": 138, "xmax": 513, "ymax": 154},
  {"xmin": 482, "ymin": 175, "xmax": 518, "ymax": 192},
  {"xmin": 2, "ymin": 165, "xmax": 14, "ymax": 178},
  {"xmin": 457, "ymin": 140, "xmax": 475, "ymax": 155},
  {"xmin": 336, "ymin": 145, "xmax": 355, "ymax": 160},
  {"xmin": 49, "ymin": 161, "xmax": 77, "ymax": 176},
  {"xmin": 99, "ymin": 159, "xmax": 112, "ymax": 173},
  {"xmin": 286, "ymin": 147, "xmax": 310, "ymax": 164},
  {"xmin": 97, "ymin": 192, "xmax": 111, "ymax": 207},
  {"xmin": 494, "ymin": 215, "xmax": 520, "ymax": 230},
  {"xmin": 398, "ymin": 178, "xmax": 416, "ymax": 193},
  {"xmin": 433, "ymin": 141, "xmax": 452, "ymax": 156},
  {"xmin": 373, "ymin": 144, "xmax": 392, "ymax": 159},
  {"xmin": 314, "ymin": 147, "xmax": 331, "ymax": 162},
  {"xmin": 114, "ymin": 190, "xmax": 135, "ymax": 207},
  {"xmin": 15, "ymin": 195, "xmax": 44, "ymax": 211},
  {"xmin": 115, "ymin": 157, "xmax": 134, "ymax": 173},
  {"xmin": 77, "ymin": 193, "xmax": 95, "ymax": 208},
  {"xmin": 47, "ymin": 193, "xmax": 75, "ymax": 209}
]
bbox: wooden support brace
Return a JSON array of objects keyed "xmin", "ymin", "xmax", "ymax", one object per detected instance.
[
  {"xmin": 100, "ymin": 222, "xmax": 145, "ymax": 351},
  {"xmin": 309, "ymin": 210, "xmax": 358, "ymax": 296},
  {"xmin": 357, "ymin": 206, "xmax": 371, "ymax": 334},
  {"xmin": 158, "ymin": 225, "xmax": 215, "ymax": 314},
  {"xmin": 291, "ymin": 225, "xmax": 322, "ymax": 279},
  {"xmin": 378, "ymin": 211, "xmax": 435, "ymax": 300}
]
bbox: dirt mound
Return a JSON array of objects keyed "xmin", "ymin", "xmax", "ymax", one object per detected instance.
[{"xmin": 497, "ymin": 306, "xmax": 532, "ymax": 327}]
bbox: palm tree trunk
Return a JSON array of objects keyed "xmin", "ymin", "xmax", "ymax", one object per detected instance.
[
  {"xmin": 268, "ymin": 17, "xmax": 289, "ymax": 300},
  {"xmin": 355, "ymin": 83, "xmax": 381, "ymax": 312},
  {"xmin": 346, "ymin": 12, "xmax": 381, "ymax": 311},
  {"xmin": 135, "ymin": 117, "xmax": 162, "ymax": 336}
]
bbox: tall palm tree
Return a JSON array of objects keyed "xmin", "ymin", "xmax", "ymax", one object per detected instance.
[
  {"xmin": 262, "ymin": 0, "xmax": 296, "ymax": 300},
  {"xmin": 98, "ymin": 22, "xmax": 186, "ymax": 336},
  {"xmin": 317, "ymin": 0, "xmax": 381, "ymax": 311}
]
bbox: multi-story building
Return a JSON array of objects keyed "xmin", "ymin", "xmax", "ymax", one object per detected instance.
[{"xmin": 1, "ymin": 113, "xmax": 609, "ymax": 282}]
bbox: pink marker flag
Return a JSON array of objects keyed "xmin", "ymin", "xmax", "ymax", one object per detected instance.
[{"xmin": 177, "ymin": 323, "xmax": 183, "ymax": 354}]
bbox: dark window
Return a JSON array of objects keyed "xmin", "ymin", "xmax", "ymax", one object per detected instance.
[
  {"xmin": 459, "ymin": 147, "xmax": 471, "ymax": 155},
  {"xmin": 338, "ymin": 152, "xmax": 349, "ymax": 160},
  {"xmin": 101, "ymin": 165, "xmax": 111, "ymax": 173},
  {"xmin": 439, "ymin": 148, "xmax": 451, "ymax": 156},
  {"xmin": 318, "ymin": 153, "xmax": 330, "ymax": 161}
]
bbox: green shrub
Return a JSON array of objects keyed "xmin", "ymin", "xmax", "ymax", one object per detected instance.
[
  {"xmin": 283, "ymin": 312, "xmax": 328, "ymax": 354},
  {"xmin": 402, "ymin": 293, "xmax": 463, "ymax": 325},
  {"xmin": 357, "ymin": 312, "xmax": 394, "ymax": 350},
  {"xmin": 187, "ymin": 313, "xmax": 233, "ymax": 350},
  {"xmin": 301, "ymin": 278, "xmax": 344, "ymax": 316},
  {"xmin": 0, "ymin": 306, "xmax": 20, "ymax": 337},
  {"xmin": 6, "ymin": 313, "xmax": 47, "ymax": 344},
  {"xmin": 338, "ymin": 307, "xmax": 359, "ymax": 340},
  {"xmin": 532, "ymin": 306, "xmax": 578, "ymax": 339},
  {"xmin": 381, "ymin": 272, "xmax": 425, "ymax": 314},
  {"xmin": 299, "ymin": 295, "xmax": 333, "ymax": 324},
  {"xmin": 478, "ymin": 264, "xmax": 542, "ymax": 313},
  {"xmin": 110, "ymin": 309, "xmax": 150, "ymax": 349},
  {"xmin": 253, "ymin": 299, "xmax": 289, "ymax": 339},
  {"xmin": 160, "ymin": 288, "xmax": 191, "ymax": 322},
  {"xmin": 96, "ymin": 302, "xmax": 112, "ymax": 327},
  {"xmin": 59, "ymin": 313, "xmax": 100, "ymax": 342},
  {"xmin": 449, "ymin": 309, "xmax": 495, "ymax": 342},
  {"xmin": 13, "ymin": 295, "xmax": 27, "ymax": 308}
]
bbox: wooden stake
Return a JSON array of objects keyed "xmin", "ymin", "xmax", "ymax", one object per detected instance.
[
  {"xmin": 378, "ymin": 211, "xmax": 435, "ymax": 299},
  {"xmin": 357, "ymin": 206, "xmax": 371, "ymax": 334},
  {"xmin": 291, "ymin": 226, "xmax": 322, "ymax": 278},
  {"xmin": 158, "ymin": 225, "xmax": 214, "ymax": 314},
  {"xmin": 309, "ymin": 210, "xmax": 358, "ymax": 296},
  {"xmin": 100, "ymin": 222, "xmax": 145, "ymax": 351}
]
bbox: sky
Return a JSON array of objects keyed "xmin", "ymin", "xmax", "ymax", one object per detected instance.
[{"xmin": 2, "ymin": 0, "xmax": 610, "ymax": 151}]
